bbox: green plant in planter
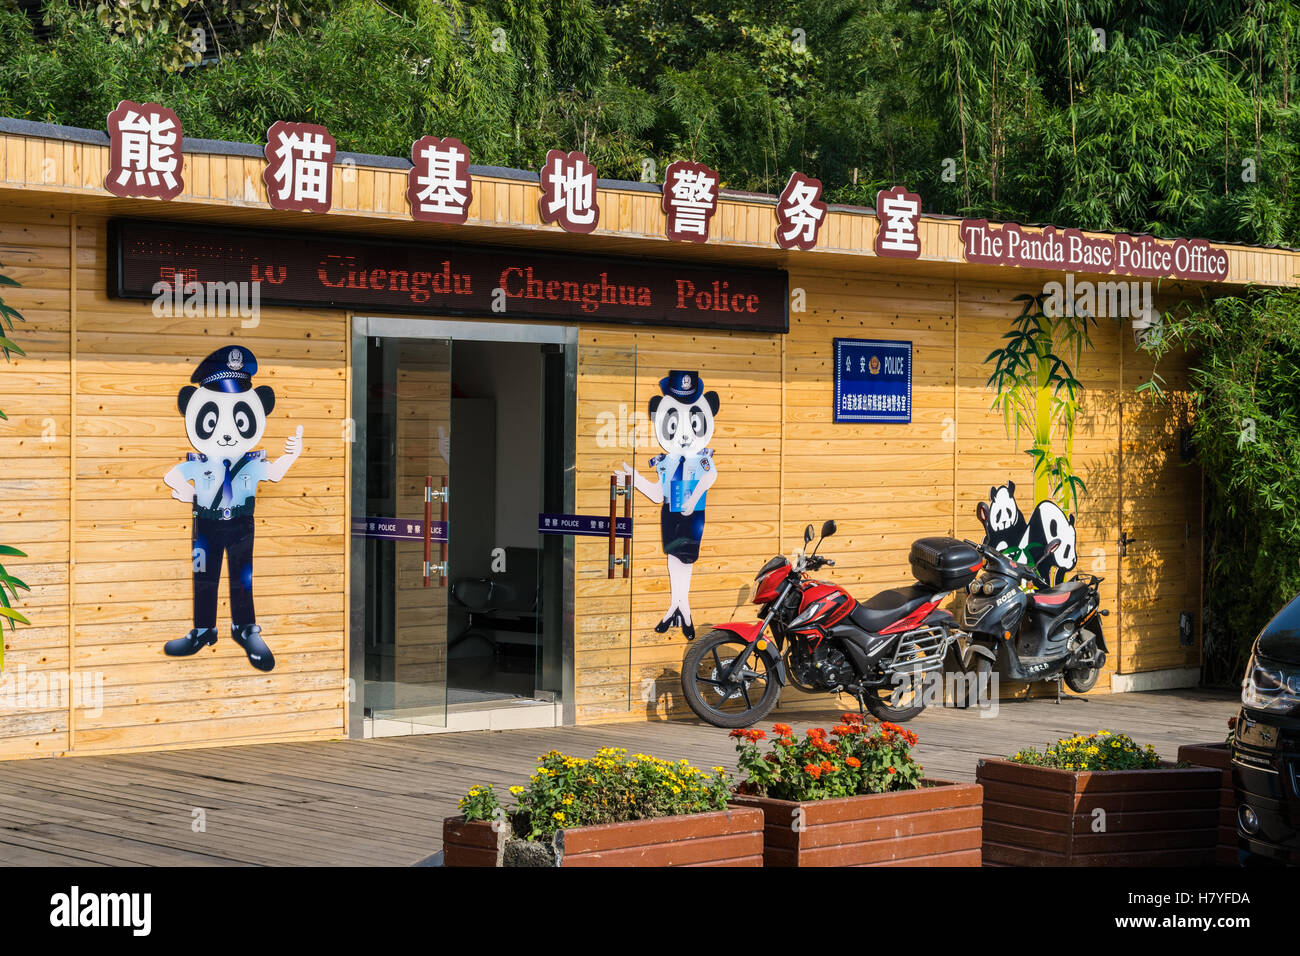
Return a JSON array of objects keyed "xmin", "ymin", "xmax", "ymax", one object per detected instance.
[
  {"xmin": 1010, "ymin": 730, "xmax": 1161, "ymax": 772},
  {"xmin": 732, "ymin": 714, "xmax": 924, "ymax": 800},
  {"xmin": 457, "ymin": 784, "xmax": 503, "ymax": 822},
  {"xmin": 456, "ymin": 747, "xmax": 732, "ymax": 842}
]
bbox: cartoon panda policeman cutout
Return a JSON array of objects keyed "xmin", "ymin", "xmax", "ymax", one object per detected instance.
[
  {"xmin": 161, "ymin": 346, "xmax": 304, "ymax": 671},
  {"xmin": 622, "ymin": 371, "xmax": 719, "ymax": 641}
]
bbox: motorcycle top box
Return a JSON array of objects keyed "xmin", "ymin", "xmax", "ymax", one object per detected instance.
[{"xmin": 909, "ymin": 537, "xmax": 982, "ymax": 591}]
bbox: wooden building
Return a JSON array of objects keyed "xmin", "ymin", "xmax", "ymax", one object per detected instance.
[{"xmin": 0, "ymin": 115, "xmax": 1294, "ymax": 760}]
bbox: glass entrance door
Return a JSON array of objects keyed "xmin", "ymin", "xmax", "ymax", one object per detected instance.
[
  {"xmin": 361, "ymin": 336, "xmax": 452, "ymax": 725},
  {"xmin": 353, "ymin": 321, "xmax": 575, "ymax": 733}
]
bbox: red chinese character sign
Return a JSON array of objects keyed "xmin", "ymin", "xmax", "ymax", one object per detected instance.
[
  {"xmin": 775, "ymin": 172, "xmax": 827, "ymax": 250},
  {"xmin": 874, "ymin": 186, "xmax": 922, "ymax": 258},
  {"xmin": 662, "ymin": 161, "xmax": 720, "ymax": 243},
  {"xmin": 538, "ymin": 149, "xmax": 599, "ymax": 234},
  {"xmin": 407, "ymin": 136, "xmax": 473, "ymax": 225},
  {"xmin": 106, "ymin": 100, "xmax": 184, "ymax": 201},
  {"xmin": 263, "ymin": 121, "xmax": 337, "ymax": 214}
]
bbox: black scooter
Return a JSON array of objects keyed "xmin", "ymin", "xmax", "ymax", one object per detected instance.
[{"xmin": 950, "ymin": 501, "xmax": 1109, "ymax": 702}]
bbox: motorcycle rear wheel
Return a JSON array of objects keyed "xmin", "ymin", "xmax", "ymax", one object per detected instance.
[
  {"xmin": 1063, "ymin": 634, "xmax": 1105, "ymax": 693},
  {"xmin": 681, "ymin": 630, "xmax": 782, "ymax": 728}
]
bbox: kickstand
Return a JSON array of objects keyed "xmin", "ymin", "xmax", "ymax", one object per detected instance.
[{"xmin": 1052, "ymin": 675, "xmax": 1089, "ymax": 704}]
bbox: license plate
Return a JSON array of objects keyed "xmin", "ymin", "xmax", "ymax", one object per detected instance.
[{"xmin": 1237, "ymin": 716, "xmax": 1281, "ymax": 751}]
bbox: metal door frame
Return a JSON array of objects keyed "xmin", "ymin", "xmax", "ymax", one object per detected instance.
[{"xmin": 348, "ymin": 316, "xmax": 578, "ymax": 738}]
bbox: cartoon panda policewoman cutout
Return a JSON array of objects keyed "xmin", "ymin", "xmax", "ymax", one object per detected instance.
[
  {"xmin": 161, "ymin": 346, "xmax": 304, "ymax": 671},
  {"xmin": 622, "ymin": 370, "xmax": 720, "ymax": 641}
]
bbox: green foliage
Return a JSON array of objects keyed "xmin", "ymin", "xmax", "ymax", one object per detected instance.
[
  {"xmin": 7, "ymin": 0, "xmax": 1300, "ymax": 244},
  {"xmin": 1010, "ymin": 730, "xmax": 1162, "ymax": 771},
  {"xmin": 731, "ymin": 715, "xmax": 923, "ymax": 801},
  {"xmin": 1141, "ymin": 287, "xmax": 1300, "ymax": 682}
]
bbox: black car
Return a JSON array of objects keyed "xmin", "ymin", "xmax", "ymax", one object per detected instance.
[{"xmin": 1232, "ymin": 591, "xmax": 1300, "ymax": 864}]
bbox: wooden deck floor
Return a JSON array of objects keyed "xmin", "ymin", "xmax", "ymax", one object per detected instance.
[{"xmin": 0, "ymin": 688, "xmax": 1237, "ymax": 866}]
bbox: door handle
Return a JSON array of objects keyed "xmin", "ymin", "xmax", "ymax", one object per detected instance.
[
  {"xmin": 1118, "ymin": 531, "xmax": 1137, "ymax": 557},
  {"xmin": 609, "ymin": 474, "xmax": 631, "ymax": 579},
  {"xmin": 423, "ymin": 475, "xmax": 449, "ymax": 588}
]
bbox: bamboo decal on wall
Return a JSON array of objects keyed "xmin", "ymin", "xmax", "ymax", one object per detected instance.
[
  {"xmin": 984, "ymin": 291, "xmax": 1096, "ymax": 513},
  {"xmin": 0, "ymin": 262, "xmax": 31, "ymax": 671}
]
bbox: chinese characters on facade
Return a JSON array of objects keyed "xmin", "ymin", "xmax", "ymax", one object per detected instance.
[
  {"xmin": 408, "ymin": 136, "xmax": 473, "ymax": 225},
  {"xmin": 538, "ymin": 149, "xmax": 600, "ymax": 234},
  {"xmin": 102, "ymin": 102, "xmax": 930, "ymax": 256},
  {"xmin": 263, "ymin": 121, "xmax": 337, "ymax": 214},
  {"xmin": 874, "ymin": 185, "xmax": 923, "ymax": 258},
  {"xmin": 105, "ymin": 100, "xmax": 184, "ymax": 201}
]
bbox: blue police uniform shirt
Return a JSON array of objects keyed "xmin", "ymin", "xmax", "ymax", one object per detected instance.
[
  {"xmin": 177, "ymin": 452, "xmax": 268, "ymax": 519},
  {"xmin": 651, "ymin": 449, "xmax": 712, "ymax": 513}
]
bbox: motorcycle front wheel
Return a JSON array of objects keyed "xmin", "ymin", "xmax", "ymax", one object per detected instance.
[
  {"xmin": 863, "ymin": 674, "xmax": 927, "ymax": 722},
  {"xmin": 681, "ymin": 630, "xmax": 782, "ymax": 728}
]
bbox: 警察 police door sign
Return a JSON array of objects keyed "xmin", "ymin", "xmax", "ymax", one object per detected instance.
[{"xmin": 833, "ymin": 338, "xmax": 912, "ymax": 424}]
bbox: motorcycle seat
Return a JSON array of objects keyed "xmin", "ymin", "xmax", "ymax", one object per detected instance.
[
  {"xmin": 850, "ymin": 584, "xmax": 934, "ymax": 633},
  {"xmin": 1031, "ymin": 581, "xmax": 1087, "ymax": 607}
]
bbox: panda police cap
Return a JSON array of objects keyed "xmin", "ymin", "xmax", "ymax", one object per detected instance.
[
  {"xmin": 659, "ymin": 370, "xmax": 704, "ymax": 403},
  {"xmin": 192, "ymin": 346, "xmax": 258, "ymax": 393}
]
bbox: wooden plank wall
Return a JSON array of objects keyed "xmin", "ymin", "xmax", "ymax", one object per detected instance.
[
  {"xmin": 0, "ymin": 208, "xmax": 349, "ymax": 759},
  {"xmin": 574, "ymin": 268, "xmax": 1204, "ymax": 723},
  {"xmin": 0, "ymin": 202, "xmax": 1206, "ymax": 751}
]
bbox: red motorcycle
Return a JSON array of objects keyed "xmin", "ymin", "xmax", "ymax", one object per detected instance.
[{"xmin": 681, "ymin": 520, "xmax": 981, "ymax": 727}]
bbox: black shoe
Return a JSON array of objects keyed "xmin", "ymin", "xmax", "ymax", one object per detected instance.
[
  {"xmin": 654, "ymin": 609, "xmax": 684, "ymax": 634},
  {"xmin": 164, "ymin": 627, "xmax": 218, "ymax": 657},
  {"xmin": 231, "ymin": 623, "xmax": 276, "ymax": 672},
  {"xmin": 682, "ymin": 621, "xmax": 695, "ymax": 641}
]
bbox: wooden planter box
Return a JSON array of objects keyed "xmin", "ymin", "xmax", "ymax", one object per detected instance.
[
  {"xmin": 442, "ymin": 806, "xmax": 764, "ymax": 867},
  {"xmin": 978, "ymin": 757, "xmax": 1222, "ymax": 866},
  {"xmin": 729, "ymin": 780, "xmax": 983, "ymax": 867},
  {"xmin": 1177, "ymin": 742, "xmax": 1237, "ymax": 867}
]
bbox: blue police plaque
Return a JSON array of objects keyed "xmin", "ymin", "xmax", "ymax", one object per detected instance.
[{"xmin": 833, "ymin": 338, "xmax": 912, "ymax": 424}]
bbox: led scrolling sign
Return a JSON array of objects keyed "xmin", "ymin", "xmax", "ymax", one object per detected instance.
[{"xmin": 109, "ymin": 220, "xmax": 790, "ymax": 333}]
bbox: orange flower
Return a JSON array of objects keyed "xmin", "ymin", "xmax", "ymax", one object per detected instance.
[
  {"xmin": 887, "ymin": 766, "xmax": 897, "ymax": 774},
  {"xmin": 804, "ymin": 763, "xmax": 822, "ymax": 780},
  {"xmin": 820, "ymin": 760, "xmax": 835, "ymax": 773},
  {"xmin": 845, "ymin": 756, "xmax": 861, "ymax": 768},
  {"xmin": 807, "ymin": 727, "xmax": 827, "ymax": 740},
  {"xmin": 773, "ymin": 723, "xmax": 793, "ymax": 736}
]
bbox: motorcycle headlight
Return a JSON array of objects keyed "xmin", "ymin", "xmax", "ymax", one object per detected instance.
[
  {"xmin": 982, "ymin": 580, "xmax": 998, "ymax": 596},
  {"xmin": 789, "ymin": 602, "xmax": 823, "ymax": 629},
  {"xmin": 1241, "ymin": 653, "xmax": 1300, "ymax": 713}
]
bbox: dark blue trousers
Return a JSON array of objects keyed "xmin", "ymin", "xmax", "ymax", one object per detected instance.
[{"xmin": 192, "ymin": 515, "xmax": 256, "ymax": 629}]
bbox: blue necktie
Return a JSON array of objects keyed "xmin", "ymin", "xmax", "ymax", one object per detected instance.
[{"xmin": 221, "ymin": 460, "xmax": 233, "ymax": 509}]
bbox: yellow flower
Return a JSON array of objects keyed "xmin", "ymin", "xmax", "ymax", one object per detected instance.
[
  {"xmin": 509, "ymin": 786, "xmax": 524, "ymax": 796},
  {"xmin": 553, "ymin": 811, "xmax": 565, "ymax": 822}
]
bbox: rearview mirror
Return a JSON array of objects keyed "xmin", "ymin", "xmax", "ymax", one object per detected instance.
[
  {"xmin": 976, "ymin": 501, "xmax": 989, "ymax": 525},
  {"xmin": 804, "ymin": 524, "xmax": 815, "ymax": 546},
  {"xmin": 820, "ymin": 519, "xmax": 837, "ymax": 539}
]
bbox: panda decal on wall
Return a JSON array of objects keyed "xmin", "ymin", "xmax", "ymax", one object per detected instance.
[
  {"xmin": 979, "ymin": 481, "xmax": 1078, "ymax": 586},
  {"xmin": 985, "ymin": 480, "xmax": 1028, "ymax": 558},
  {"xmin": 622, "ymin": 371, "xmax": 719, "ymax": 641},
  {"xmin": 161, "ymin": 346, "xmax": 304, "ymax": 671}
]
